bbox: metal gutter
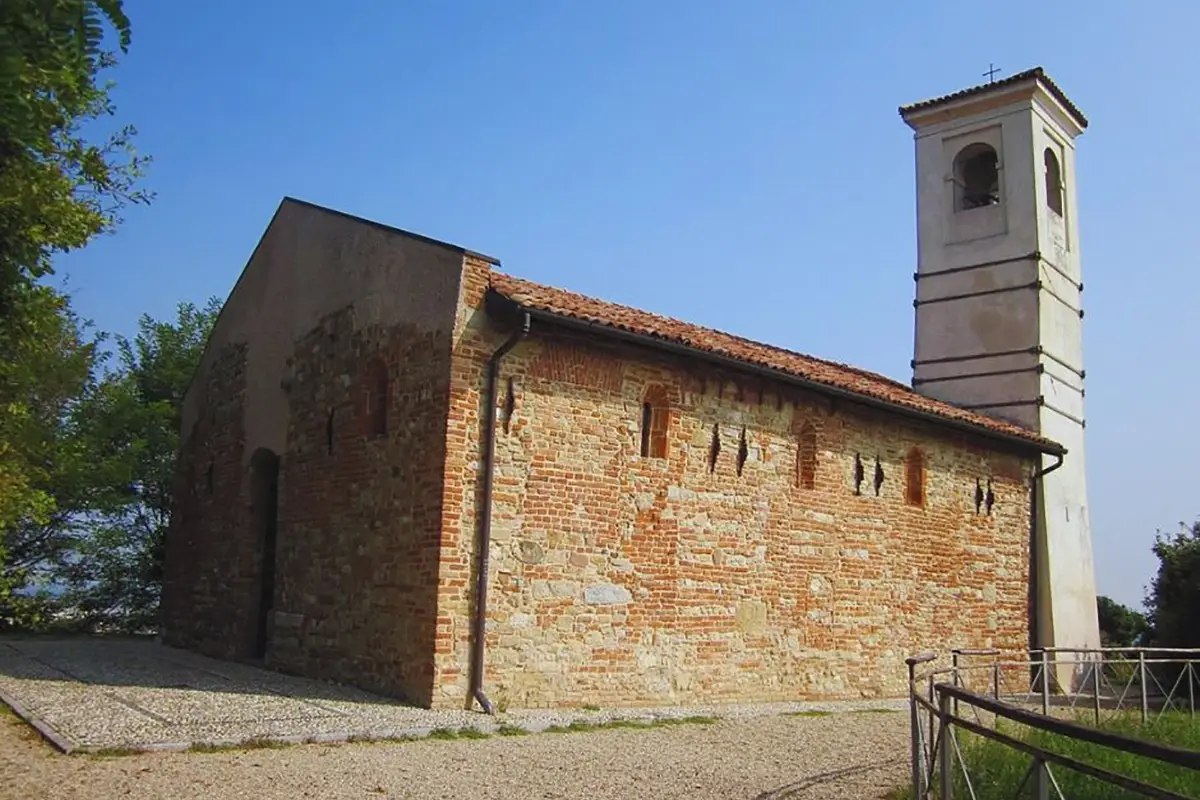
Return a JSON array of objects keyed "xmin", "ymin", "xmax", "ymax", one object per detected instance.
[
  {"xmin": 1028, "ymin": 451, "xmax": 1065, "ymax": 657},
  {"xmin": 469, "ymin": 312, "xmax": 530, "ymax": 714},
  {"xmin": 485, "ymin": 291, "xmax": 1064, "ymax": 457}
]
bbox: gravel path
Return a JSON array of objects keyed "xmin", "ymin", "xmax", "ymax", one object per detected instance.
[
  {"xmin": 0, "ymin": 704, "xmax": 910, "ymax": 799},
  {"xmin": 0, "ymin": 638, "xmax": 908, "ymax": 752}
]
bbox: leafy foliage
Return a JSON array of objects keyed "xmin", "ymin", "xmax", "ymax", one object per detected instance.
[
  {"xmin": 1145, "ymin": 520, "xmax": 1200, "ymax": 649},
  {"xmin": 0, "ymin": 0, "xmax": 148, "ymax": 288},
  {"xmin": 10, "ymin": 300, "xmax": 222, "ymax": 633},
  {"xmin": 0, "ymin": 284, "xmax": 100, "ymax": 626},
  {"xmin": 52, "ymin": 300, "xmax": 220, "ymax": 631},
  {"xmin": 1095, "ymin": 595, "xmax": 1150, "ymax": 648},
  {"xmin": 0, "ymin": 0, "xmax": 149, "ymax": 592}
]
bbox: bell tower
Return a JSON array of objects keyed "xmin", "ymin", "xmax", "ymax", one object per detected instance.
[{"xmin": 900, "ymin": 68, "xmax": 1101, "ymax": 661}]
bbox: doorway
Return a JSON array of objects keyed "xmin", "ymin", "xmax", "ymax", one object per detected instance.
[{"xmin": 250, "ymin": 448, "xmax": 280, "ymax": 660}]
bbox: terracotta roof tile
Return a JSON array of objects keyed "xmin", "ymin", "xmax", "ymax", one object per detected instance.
[
  {"xmin": 489, "ymin": 272, "xmax": 1059, "ymax": 452},
  {"xmin": 899, "ymin": 67, "xmax": 1087, "ymax": 130}
]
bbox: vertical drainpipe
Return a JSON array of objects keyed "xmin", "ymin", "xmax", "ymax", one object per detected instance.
[
  {"xmin": 470, "ymin": 312, "xmax": 530, "ymax": 714},
  {"xmin": 1028, "ymin": 450, "xmax": 1065, "ymax": 673}
]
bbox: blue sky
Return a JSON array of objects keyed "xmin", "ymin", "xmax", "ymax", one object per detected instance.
[{"xmin": 56, "ymin": 0, "xmax": 1198, "ymax": 609}]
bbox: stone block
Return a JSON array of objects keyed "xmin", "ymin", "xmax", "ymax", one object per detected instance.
[{"xmin": 584, "ymin": 584, "xmax": 632, "ymax": 605}]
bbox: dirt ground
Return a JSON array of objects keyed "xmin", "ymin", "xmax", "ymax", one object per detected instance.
[{"xmin": 0, "ymin": 704, "xmax": 911, "ymax": 800}]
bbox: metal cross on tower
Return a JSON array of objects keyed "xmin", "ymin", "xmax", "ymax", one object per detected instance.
[{"xmin": 983, "ymin": 63, "xmax": 1002, "ymax": 83}]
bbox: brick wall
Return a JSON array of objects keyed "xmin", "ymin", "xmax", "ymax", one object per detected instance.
[
  {"xmin": 435, "ymin": 306, "xmax": 1034, "ymax": 709},
  {"xmin": 161, "ymin": 344, "xmax": 255, "ymax": 657},
  {"xmin": 268, "ymin": 306, "xmax": 453, "ymax": 705}
]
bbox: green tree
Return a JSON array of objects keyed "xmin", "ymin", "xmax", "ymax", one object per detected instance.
[
  {"xmin": 51, "ymin": 299, "xmax": 221, "ymax": 632},
  {"xmin": 0, "ymin": 0, "xmax": 149, "ymax": 609},
  {"xmin": 1145, "ymin": 520, "xmax": 1200, "ymax": 649},
  {"xmin": 0, "ymin": 285, "xmax": 100, "ymax": 626},
  {"xmin": 0, "ymin": 0, "xmax": 146, "ymax": 290},
  {"xmin": 1096, "ymin": 595, "xmax": 1150, "ymax": 648}
]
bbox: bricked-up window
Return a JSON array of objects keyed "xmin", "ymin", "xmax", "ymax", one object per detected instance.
[
  {"xmin": 639, "ymin": 385, "xmax": 669, "ymax": 458},
  {"xmin": 362, "ymin": 358, "xmax": 389, "ymax": 438},
  {"xmin": 796, "ymin": 422, "xmax": 817, "ymax": 489},
  {"xmin": 905, "ymin": 447, "xmax": 926, "ymax": 507}
]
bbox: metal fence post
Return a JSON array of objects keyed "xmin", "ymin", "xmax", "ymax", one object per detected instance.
[
  {"xmin": 952, "ymin": 650, "xmax": 960, "ymax": 719},
  {"xmin": 907, "ymin": 657, "xmax": 924, "ymax": 798},
  {"xmin": 1041, "ymin": 650, "xmax": 1051, "ymax": 715},
  {"xmin": 993, "ymin": 661, "xmax": 1000, "ymax": 700},
  {"xmin": 939, "ymin": 691, "xmax": 954, "ymax": 800},
  {"xmin": 928, "ymin": 677, "xmax": 935, "ymax": 786},
  {"xmin": 1033, "ymin": 757, "xmax": 1050, "ymax": 800},
  {"xmin": 1189, "ymin": 661, "xmax": 1195, "ymax": 718},
  {"xmin": 1093, "ymin": 659, "xmax": 1101, "ymax": 725},
  {"xmin": 1139, "ymin": 651, "xmax": 1148, "ymax": 724}
]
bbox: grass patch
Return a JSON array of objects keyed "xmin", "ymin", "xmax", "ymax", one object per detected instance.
[
  {"xmin": 893, "ymin": 711, "xmax": 1200, "ymax": 800},
  {"xmin": 653, "ymin": 715, "xmax": 718, "ymax": 726},
  {"xmin": 581, "ymin": 704, "xmax": 601, "ymax": 712},
  {"xmin": 187, "ymin": 736, "xmax": 292, "ymax": 754},
  {"xmin": 604, "ymin": 719, "xmax": 653, "ymax": 730},
  {"xmin": 456, "ymin": 727, "xmax": 491, "ymax": 740},
  {"xmin": 785, "ymin": 709, "xmax": 833, "ymax": 717},
  {"xmin": 496, "ymin": 725, "xmax": 529, "ymax": 737},
  {"xmin": 566, "ymin": 720, "xmax": 600, "ymax": 732},
  {"xmin": 852, "ymin": 707, "xmax": 900, "ymax": 714},
  {"xmin": 242, "ymin": 737, "xmax": 291, "ymax": 750},
  {"xmin": 345, "ymin": 733, "xmax": 418, "ymax": 745},
  {"xmin": 427, "ymin": 727, "xmax": 460, "ymax": 740},
  {"xmin": 89, "ymin": 746, "xmax": 143, "ymax": 758},
  {"xmin": 538, "ymin": 715, "xmax": 716, "ymax": 735}
]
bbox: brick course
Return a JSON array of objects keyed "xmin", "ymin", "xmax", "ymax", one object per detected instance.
[
  {"xmin": 165, "ymin": 240, "xmax": 1039, "ymax": 711},
  {"xmin": 161, "ymin": 344, "xmax": 255, "ymax": 657},
  {"xmin": 432, "ymin": 290, "xmax": 1034, "ymax": 708},
  {"xmin": 268, "ymin": 307, "xmax": 453, "ymax": 705}
]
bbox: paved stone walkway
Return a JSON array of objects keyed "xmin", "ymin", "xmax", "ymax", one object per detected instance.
[{"xmin": 0, "ymin": 637, "xmax": 906, "ymax": 753}]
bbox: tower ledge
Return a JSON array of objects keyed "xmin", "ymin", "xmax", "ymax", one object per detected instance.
[{"xmin": 899, "ymin": 67, "xmax": 1088, "ymax": 135}]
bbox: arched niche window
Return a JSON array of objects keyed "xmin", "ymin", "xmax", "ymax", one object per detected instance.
[
  {"xmin": 954, "ymin": 143, "xmax": 1000, "ymax": 210},
  {"xmin": 1044, "ymin": 147, "xmax": 1064, "ymax": 216},
  {"xmin": 796, "ymin": 421, "xmax": 817, "ymax": 490},
  {"xmin": 639, "ymin": 385, "xmax": 669, "ymax": 459},
  {"xmin": 904, "ymin": 447, "xmax": 926, "ymax": 507},
  {"xmin": 362, "ymin": 358, "xmax": 388, "ymax": 438}
]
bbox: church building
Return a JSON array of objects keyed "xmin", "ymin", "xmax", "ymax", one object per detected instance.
[{"xmin": 161, "ymin": 68, "xmax": 1101, "ymax": 710}]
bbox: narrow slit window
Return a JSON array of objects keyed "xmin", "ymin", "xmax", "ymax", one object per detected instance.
[
  {"xmin": 363, "ymin": 358, "xmax": 389, "ymax": 438},
  {"xmin": 640, "ymin": 403, "xmax": 653, "ymax": 457},
  {"xmin": 796, "ymin": 421, "xmax": 817, "ymax": 490},
  {"xmin": 708, "ymin": 423, "xmax": 721, "ymax": 473},
  {"xmin": 503, "ymin": 377, "xmax": 517, "ymax": 434},
  {"xmin": 640, "ymin": 385, "xmax": 669, "ymax": 459},
  {"xmin": 905, "ymin": 447, "xmax": 926, "ymax": 507},
  {"xmin": 736, "ymin": 427, "xmax": 749, "ymax": 476}
]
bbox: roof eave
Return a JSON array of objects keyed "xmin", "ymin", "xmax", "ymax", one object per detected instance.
[
  {"xmin": 899, "ymin": 69, "xmax": 1088, "ymax": 134},
  {"xmin": 485, "ymin": 289, "xmax": 1065, "ymax": 458}
]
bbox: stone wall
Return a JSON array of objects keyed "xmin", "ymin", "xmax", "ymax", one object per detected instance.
[
  {"xmin": 268, "ymin": 306, "xmax": 453, "ymax": 706},
  {"xmin": 161, "ymin": 344, "xmax": 255, "ymax": 657},
  {"xmin": 434, "ymin": 287, "xmax": 1034, "ymax": 709}
]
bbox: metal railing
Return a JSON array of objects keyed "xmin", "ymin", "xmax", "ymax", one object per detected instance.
[{"xmin": 906, "ymin": 647, "xmax": 1200, "ymax": 799}]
